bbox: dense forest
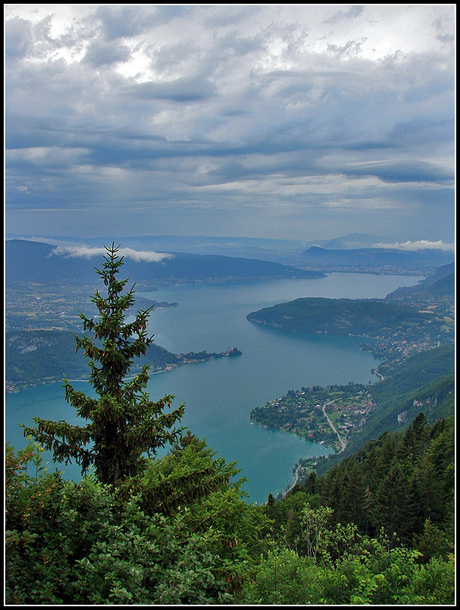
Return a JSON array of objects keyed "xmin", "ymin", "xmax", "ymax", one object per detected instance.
[{"xmin": 5, "ymin": 246, "xmax": 455, "ymax": 604}]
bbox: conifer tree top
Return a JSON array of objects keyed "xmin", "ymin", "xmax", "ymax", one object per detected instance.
[{"xmin": 23, "ymin": 243, "xmax": 184, "ymax": 485}]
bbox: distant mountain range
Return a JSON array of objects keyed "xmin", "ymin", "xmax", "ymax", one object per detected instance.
[
  {"xmin": 5, "ymin": 239, "xmax": 324, "ymax": 286},
  {"xmin": 5, "ymin": 234, "xmax": 454, "ymax": 279},
  {"xmin": 322, "ymin": 233, "xmax": 388, "ymax": 249},
  {"xmin": 300, "ymin": 245, "xmax": 453, "ymax": 272}
]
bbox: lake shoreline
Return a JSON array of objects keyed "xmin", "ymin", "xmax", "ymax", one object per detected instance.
[{"xmin": 6, "ymin": 273, "xmax": 421, "ymax": 504}]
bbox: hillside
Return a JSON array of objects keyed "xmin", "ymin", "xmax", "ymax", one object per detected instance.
[
  {"xmin": 311, "ymin": 413, "xmax": 455, "ymax": 558},
  {"xmin": 5, "ymin": 330, "xmax": 178, "ymax": 390},
  {"xmin": 5, "ymin": 239, "xmax": 324, "ymax": 286},
  {"xmin": 364, "ymin": 346, "xmax": 454, "ymax": 438},
  {"xmin": 419, "ymin": 261, "xmax": 454, "ymax": 284},
  {"xmin": 247, "ymin": 297, "xmax": 429, "ymax": 337},
  {"xmin": 5, "ymin": 329, "xmax": 241, "ymax": 392},
  {"xmin": 428, "ymin": 272, "xmax": 454, "ymax": 296},
  {"xmin": 311, "ymin": 346, "xmax": 454, "ymax": 476},
  {"xmin": 385, "ymin": 262, "xmax": 455, "ymax": 301}
]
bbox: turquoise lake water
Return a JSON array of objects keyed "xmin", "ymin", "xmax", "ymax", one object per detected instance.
[{"xmin": 6, "ymin": 272, "xmax": 421, "ymax": 504}]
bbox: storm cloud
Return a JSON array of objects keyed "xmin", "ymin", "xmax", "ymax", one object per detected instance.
[{"xmin": 5, "ymin": 4, "xmax": 455, "ymax": 243}]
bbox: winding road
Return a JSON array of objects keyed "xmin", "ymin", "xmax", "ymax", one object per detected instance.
[
  {"xmin": 283, "ymin": 399, "xmax": 347, "ymax": 497},
  {"xmin": 322, "ymin": 400, "xmax": 346, "ymax": 453}
]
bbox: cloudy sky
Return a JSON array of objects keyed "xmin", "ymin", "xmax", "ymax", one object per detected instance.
[{"xmin": 5, "ymin": 4, "xmax": 456, "ymax": 244}]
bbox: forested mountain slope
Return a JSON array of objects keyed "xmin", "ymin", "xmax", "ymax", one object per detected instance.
[
  {"xmin": 5, "ymin": 329, "xmax": 239, "ymax": 391},
  {"xmin": 310, "ymin": 345, "xmax": 454, "ymax": 475},
  {"xmin": 247, "ymin": 297, "xmax": 430, "ymax": 336},
  {"xmin": 369, "ymin": 344, "xmax": 454, "ymax": 406},
  {"xmin": 268, "ymin": 413, "xmax": 454, "ymax": 565}
]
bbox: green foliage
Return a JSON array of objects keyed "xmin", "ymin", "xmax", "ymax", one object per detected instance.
[
  {"xmin": 6, "ymin": 475, "xmax": 229, "ymax": 604},
  {"xmin": 6, "ymin": 418, "xmax": 454, "ymax": 606},
  {"xmin": 237, "ymin": 533, "xmax": 455, "ymax": 604},
  {"xmin": 69, "ymin": 502, "xmax": 231, "ymax": 605},
  {"xmin": 299, "ymin": 504, "xmax": 334, "ymax": 559},
  {"xmin": 315, "ymin": 415, "xmax": 454, "ymax": 553},
  {"xmin": 21, "ymin": 244, "xmax": 185, "ymax": 485},
  {"xmin": 247, "ymin": 296, "xmax": 430, "ymax": 336},
  {"xmin": 135, "ymin": 432, "xmax": 274, "ymax": 587},
  {"xmin": 126, "ymin": 432, "xmax": 241, "ymax": 515},
  {"xmin": 237, "ymin": 548, "xmax": 321, "ymax": 604},
  {"xmin": 5, "ymin": 436, "xmax": 268, "ymax": 604},
  {"xmin": 5, "ymin": 328, "xmax": 183, "ymax": 388}
]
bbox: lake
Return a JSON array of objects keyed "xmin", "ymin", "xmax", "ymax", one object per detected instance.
[{"xmin": 6, "ymin": 272, "xmax": 421, "ymax": 504}]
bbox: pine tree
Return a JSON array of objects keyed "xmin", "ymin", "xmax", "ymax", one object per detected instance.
[{"xmin": 22, "ymin": 244, "xmax": 185, "ymax": 485}]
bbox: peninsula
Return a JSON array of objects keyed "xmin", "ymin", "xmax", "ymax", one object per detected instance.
[
  {"xmin": 246, "ymin": 297, "xmax": 429, "ymax": 336},
  {"xmin": 5, "ymin": 328, "xmax": 241, "ymax": 393}
]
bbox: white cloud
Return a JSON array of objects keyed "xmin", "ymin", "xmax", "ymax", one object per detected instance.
[
  {"xmin": 119, "ymin": 248, "xmax": 174, "ymax": 263},
  {"xmin": 52, "ymin": 245, "xmax": 174, "ymax": 262},
  {"xmin": 372, "ymin": 240, "xmax": 455, "ymax": 252}
]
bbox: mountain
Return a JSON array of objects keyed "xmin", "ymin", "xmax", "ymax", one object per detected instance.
[
  {"xmin": 246, "ymin": 297, "xmax": 430, "ymax": 336},
  {"xmin": 428, "ymin": 273, "xmax": 455, "ymax": 296},
  {"xmin": 419, "ymin": 261, "xmax": 454, "ymax": 284},
  {"xmin": 5, "ymin": 330, "xmax": 178, "ymax": 389},
  {"xmin": 323, "ymin": 233, "xmax": 388, "ymax": 249},
  {"xmin": 5, "ymin": 239, "xmax": 92, "ymax": 284},
  {"xmin": 5, "ymin": 239, "xmax": 325, "ymax": 286},
  {"xmin": 5, "ymin": 233, "xmax": 311, "ymax": 265},
  {"xmin": 300, "ymin": 245, "xmax": 454, "ymax": 273},
  {"xmin": 384, "ymin": 261, "xmax": 455, "ymax": 301},
  {"xmin": 5, "ymin": 328, "xmax": 241, "ymax": 392},
  {"xmin": 420, "ymin": 262, "xmax": 454, "ymax": 297},
  {"xmin": 355, "ymin": 345, "xmax": 454, "ymax": 449},
  {"xmin": 313, "ymin": 345, "xmax": 454, "ymax": 475}
]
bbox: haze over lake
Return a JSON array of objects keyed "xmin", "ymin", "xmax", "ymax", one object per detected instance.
[{"xmin": 6, "ymin": 272, "xmax": 421, "ymax": 504}]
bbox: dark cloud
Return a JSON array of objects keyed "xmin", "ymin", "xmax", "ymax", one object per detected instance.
[
  {"xmin": 324, "ymin": 6, "xmax": 364, "ymax": 25},
  {"xmin": 83, "ymin": 39, "xmax": 131, "ymax": 67},
  {"xmin": 388, "ymin": 116, "xmax": 454, "ymax": 151},
  {"xmin": 5, "ymin": 16, "xmax": 33, "ymax": 57},
  {"xmin": 93, "ymin": 5, "xmax": 184, "ymax": 40},
  {"xmin": 343, "ymin": 160, "xmax": 454, "ymax": 184},
  {"xmin": 121, "ymin": 76, "xmax": 217, "ymax": 103}
]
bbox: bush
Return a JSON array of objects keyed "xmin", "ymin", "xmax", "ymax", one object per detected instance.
[
  {"xmin": 236, "ymin": 531, "xmax": 455, "ymax": 605},
  {"xmin": 5, "ymin": 438, "xmax": 270, "ymax": 604}
]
